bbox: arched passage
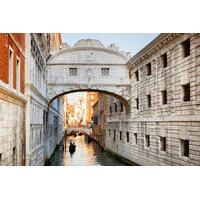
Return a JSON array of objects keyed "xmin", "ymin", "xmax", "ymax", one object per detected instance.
[{"xmin": 48, "ymin": 89, "xmax": 130, "ymax": 111}]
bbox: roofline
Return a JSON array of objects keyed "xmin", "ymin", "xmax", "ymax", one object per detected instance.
[
  {"xmin": 127, "ymin": 33, "xmax": 163, "ymax": 64},
  {"xmin": 127, "ymin": 33, "xmax": 182, "ymax": 67},
  {"xmin": 47, "ymin": 46, "xmax": 129, "ymax": 64}
]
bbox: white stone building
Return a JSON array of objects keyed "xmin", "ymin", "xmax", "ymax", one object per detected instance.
[
  {"xmin": 25, "ymin": 33, "xmax": 64, "ymax": 165},
  {"xmin": 106, "ymin": 33, "xmax": 200, "ymax": 165}
]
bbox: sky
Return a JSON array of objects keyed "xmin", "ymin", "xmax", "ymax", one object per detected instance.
[{"xmin": 62, "ymin": 33, "xmax": 159, "ymax": 56}]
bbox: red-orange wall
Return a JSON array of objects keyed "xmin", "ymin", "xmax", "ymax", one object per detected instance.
[{"xmin": 0, "ymin": 33, "xmax": 25, "ymax": 94}]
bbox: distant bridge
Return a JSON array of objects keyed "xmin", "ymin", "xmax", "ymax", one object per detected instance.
[{"xmin": 66, "ymin": 127, "xmax": 92, "ymax": 136}]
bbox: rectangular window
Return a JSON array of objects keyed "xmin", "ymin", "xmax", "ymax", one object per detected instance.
[
  {"xmin": 114, "ymin": 103, "xmax": 118, "ymax": 112},
  {"xmin": 145, "ymin": 135, "xmax": 150, "ymax": 147},
  {"xmin": 113, "ymin": 130, "xmax": 116, "ymax": 142},
  {"xmin": 114, "ymin": 130, "xmax": 116, "ymax": 142},
  {"xmin": 9, "ymin": 47, "xmax": 14, "ymax": 87},
  {"xmin": 146, "ymin": 63, "xmax": 151, "ymax": 76},
  {"xmin": 180, "ymin": 139, "xmax": 189, "ymax": 157},
  {"xmin": 101, "ymin": 68, "xmax": 110, "ymax": 76},
  {"xmin": 136, "ymin": 98, "xmax": 139, "ymax": 110},
  {"xmin": 183, "ymin": 83, "xmax": 190, "ymax": 102},
  {"xmin": 135, "ymin": 70, "xmax": 139, "ymax": 81},
  {"xmin": 120, "ymin": 102, "xmax": 123, "ymax": 112},
  {"xmin": 69, "ymin": 68, "xmax": 77, "ymax": 76},
  {"xmin": 134, "ymin": 133, "xmax": 137, "ymax": 144},
  {"xmin": 160, "ymin": 137, "xmax": 166, "ymax": 151},
  {"xmin": 109, "ymin": 106, "xmax": 112, "ymax": 113},
  {"xmin": 162, "ymin": 90, "xmax": 167, "ymax": 105},
  {"xmin": 16, "ymin": 57, "xmax": 21, "ymax": 92},
  {"xmin": 126, "ymin": 132, "xmax": 129, "ymax": 143},
  {"xmin": 182, "ymin": 39, "xmax": 190, "ymax": 58},
  {"xmin": 120, "ymin": 131, "xmax": 122, "ymax": 140},
  {"xmin": 162, "ymin": 53, "xmax": 168, "ymax": 68},
  {"xmin": 147, "ymin": 95, "xmax": 151, "ymax": 108},
  {"xmin": 12, "ymin": 147, "xmax": 16, "ymax": 166}
]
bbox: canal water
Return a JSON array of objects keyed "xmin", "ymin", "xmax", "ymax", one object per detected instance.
[{"xmin": 49, "ymin": 135, "xmax": 129, "ymax": 166}]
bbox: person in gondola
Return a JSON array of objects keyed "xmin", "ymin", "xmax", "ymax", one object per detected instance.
[{"xmin": 69, "ymin": 141, "xmax": 76, "ymax": 154}]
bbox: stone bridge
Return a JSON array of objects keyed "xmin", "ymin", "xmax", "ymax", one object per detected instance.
[
  {"xmin": 46, "ymin": 39, "xmax": 131, "ymax": 109},
  {"xmin": 66, "ymin": 127, "xmax": 92, "ymax": 136}
]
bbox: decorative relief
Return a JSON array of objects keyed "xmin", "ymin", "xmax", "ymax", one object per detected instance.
[{"xmin": 121, "ymin": 87, "xmax": 131, "ymax": 100}]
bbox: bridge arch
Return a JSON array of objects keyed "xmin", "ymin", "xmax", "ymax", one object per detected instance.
[
  {"xmin": 47, "ymin": 39, "xmax": 131, "ymax": 110},
  {"xmin": 48, "ymin": 88, "xmax": 130, "ymax": 111}
]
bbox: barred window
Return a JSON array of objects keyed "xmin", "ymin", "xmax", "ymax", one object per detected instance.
[
  {"xmin": 146, "ymin": 63, "xmax": 151, "ymax": 76},
  {"xmin": 136, "ymin": 98, "xmax": 139, "ymax": 110},
  {"xmin": 183, "ymin": 83, "xmax": 190, "ymax": 102},
  {"xmin": 109, "ymin": 106, "xmax": 112, "ymax": 113},
  {"xmin": 101, "ymin": 68, "xmax": 110, "ymax": 76},
  {"xmin": 114, "ymin": 103, "xmax": 118, "ymax": 112},
  {"xmin": 145, "ymin": 135, "xmax": 150, "ymax": 147},
  {"xmin": 114, "ymin": 130, "xmax": 116, "ymax": 142},
  {"xmin": 180, "ymin": 139, "xmax": 189, "ymax": 157},
  {"xmin": 160, "ymin": 137, "xmax": 166, "ymax": 151},
  {"xmin": 162, "ymin": 53, "xmax": 168, "ymax": 68},
  {"xmin": 126, "ymin": 132, "xmax": 129, "ymax": 143},
  {"xmin": 162, "ymin": 90, "xmax": 167, "ymax": 105},
  {"xmin": 147, "ymin": 95, "xmax": 151, "ymax": 108},
  {"xmin": 120, "ymin": 102, "xmax": 124, "ymax": 112},
  {"xmin": 69, "ymin": 68, "xmax": 77, "ymax": 76},
  {"xmin": 120, "ymin": 131, "xmax": 122, "ymax": 140},
  {"xmin": 135, "ymin": 70, "xmax": 139, "ymax": 81},
  {"xmin": 182, "ymin": 39, "xmax": 190, "ymax": 58}
]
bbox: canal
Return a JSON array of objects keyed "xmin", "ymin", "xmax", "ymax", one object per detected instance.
[{"xmin": 49, "ymin": 135, "xmax": 129, "ymax": 166}]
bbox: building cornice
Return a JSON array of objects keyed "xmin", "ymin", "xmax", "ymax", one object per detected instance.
[
  {"xmin": 47, "ymin": 63, "xmax": 127, "ymax": 66},
  {"xmin": 8, "ymin": 34, "xmax": 25, "ymax": 57},
  {"xmin": 0, "ymin": 81, "xmax": 27, "ymax": 106},
  {"xmin": 127, "ymin": 33, "xmax": 183, "ymax": 69},
  {"xmin": 48, "ymin": 46, "xmax": 129, "ymax": 64},
  {"xmin": 48, "ymin": 83, "xmax": 130, "ymax": 87}
]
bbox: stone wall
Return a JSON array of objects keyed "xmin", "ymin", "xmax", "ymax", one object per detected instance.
[
  {"xmin": 0, "ymin": 83, "xmax": 26, "ymax": 165},
  {"xmin": 92, "ymin": 93, "xmax": 109, "ymax": 149},
  {"xmin": 25, "ymin": 33, "xmax": 64, "ymax": 166},
  {"xmin": 106, "ymin": 33, "xmax": 200, "ymax": 165}
]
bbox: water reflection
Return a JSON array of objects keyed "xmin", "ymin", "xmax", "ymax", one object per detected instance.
[{"xmin": 50, "ymin": 135, "xmax": 129, "ymax": 166}]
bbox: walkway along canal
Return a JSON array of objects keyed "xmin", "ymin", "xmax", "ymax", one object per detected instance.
[{"xmin": 48, "ymin": 135, "xmax": 137, "ymax": 166}]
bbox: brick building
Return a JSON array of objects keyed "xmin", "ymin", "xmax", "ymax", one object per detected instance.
[
  {"xmin": 0, "ymin": 33, "xmax": 26, "ymax": 165},
  {"xmin": 50, "ymin": 33, "xmax": 62, "ymax": 52},
  {"xmin": 86, "ymin": 92, "xmax": 98, "ymax": 127}
]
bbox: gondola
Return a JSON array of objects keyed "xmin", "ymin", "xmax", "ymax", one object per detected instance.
[{"xmin": 69, "ymin": 143, "xmax": 76, "ymax": 154}]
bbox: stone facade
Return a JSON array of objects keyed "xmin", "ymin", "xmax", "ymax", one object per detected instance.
[
  {"xmin": 46, "ymin": 39, "xmax": 131, "ymax": 108},
  {"xmin": 25, "ymin": 33, "xmax": 64, "ymax": 165},
  {"xmin": 86, "ymin": 92, "xmax": 98, "ymax": 127},
  {"xmin": 0, "ymin": 33, "xmax": 26, "ymax": 166},
  {"xmin": 92, "ymin": 93, "xmax": 109, "ymax": 149},
  {"xmin": 106, "ymin": 33, "xmax": 200, "ymax": 165}
]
